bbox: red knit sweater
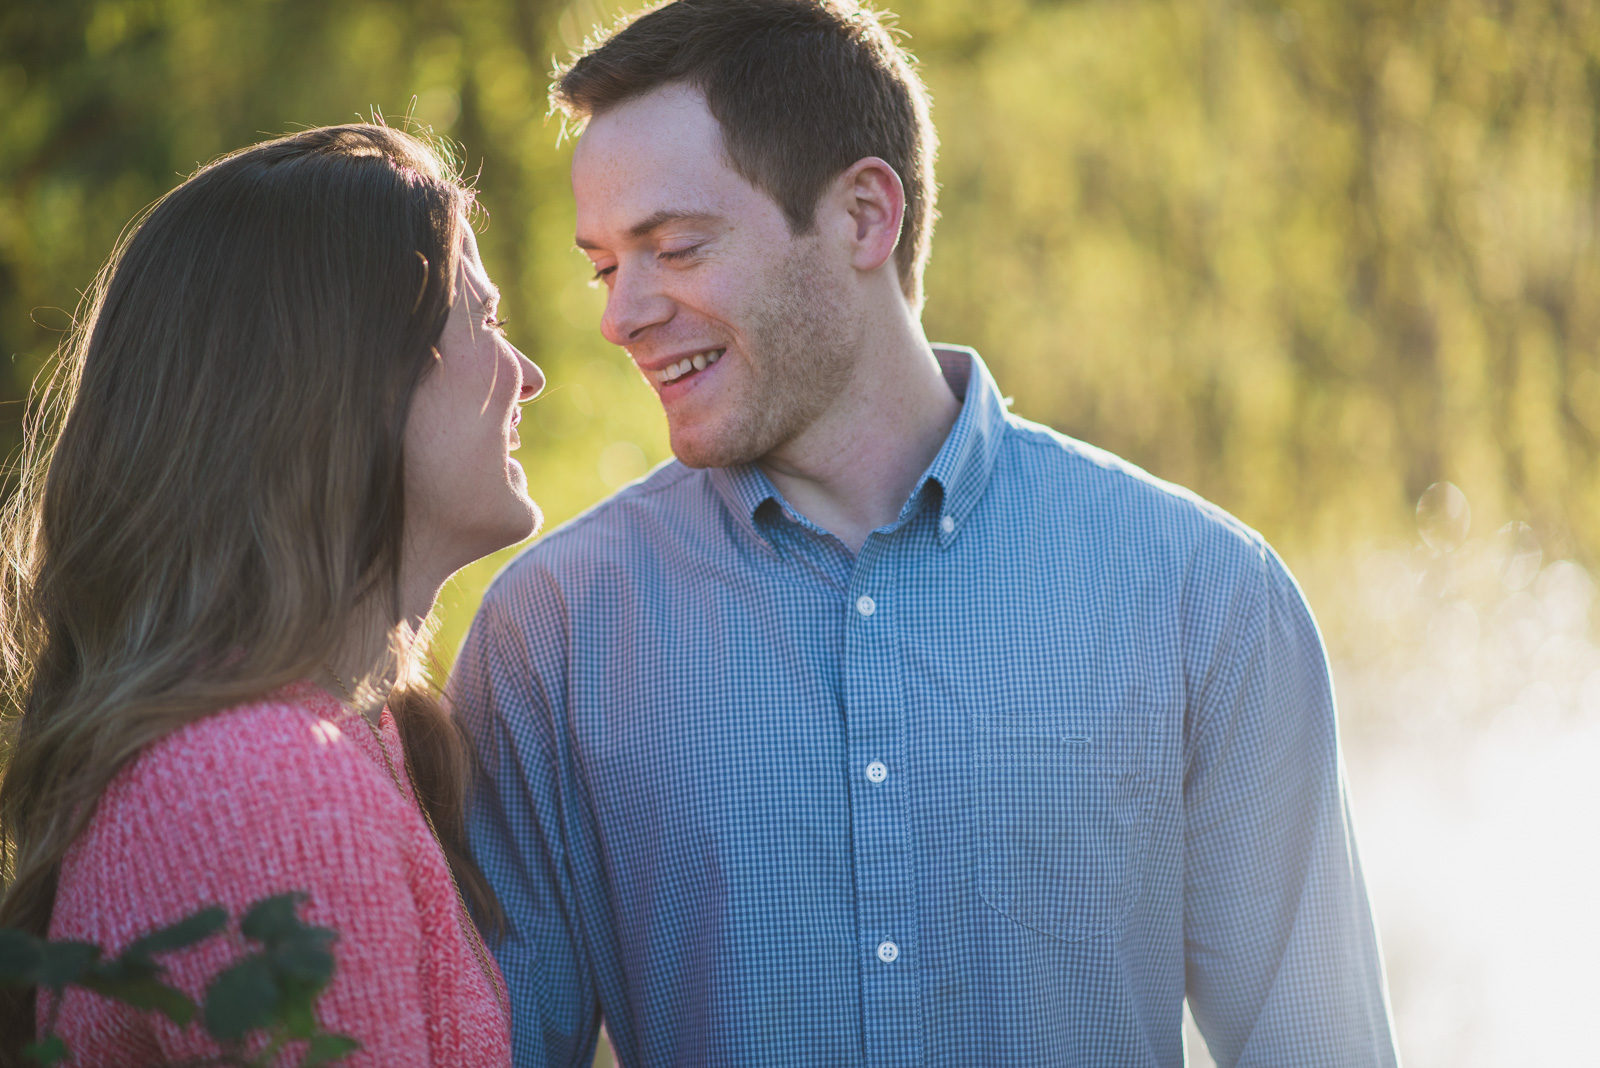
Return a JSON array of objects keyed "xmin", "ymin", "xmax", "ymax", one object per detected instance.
[{"xmin": 44, "ymin": 683, "xmax": 512, "ymax": 1066}]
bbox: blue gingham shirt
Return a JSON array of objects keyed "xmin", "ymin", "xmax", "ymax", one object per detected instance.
[{"xmin": 452, "ymin": 347, "xmax": 1398, "ymax": 1068}]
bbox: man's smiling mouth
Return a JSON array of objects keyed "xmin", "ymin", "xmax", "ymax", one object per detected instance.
[{"xmin": 655, "ymin": 348, "xmax": 724, "ymax": 384}]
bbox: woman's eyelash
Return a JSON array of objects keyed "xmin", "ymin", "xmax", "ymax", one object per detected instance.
[{"xmin": 486, "ymin": 316, "xmax": 509, "ymax": 331}]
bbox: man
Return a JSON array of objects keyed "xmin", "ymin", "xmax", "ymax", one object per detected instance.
[{"xmin": 451, "ymin": 1, "xmax": 1399, "ymax": 1064}]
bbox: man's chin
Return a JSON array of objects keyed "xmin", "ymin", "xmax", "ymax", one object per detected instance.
[
  {"xmin": 667, "ymin": 425, "xmax": 764, "ymax": 470},
  {"xmin": 668, "ymin": 442, "xmax": 732, "ymax": 470}
]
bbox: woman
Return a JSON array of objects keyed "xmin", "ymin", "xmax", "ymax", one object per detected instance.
[{"xmin": 0, "ymin": 124, "xmax": 541, "ymax": 1065}]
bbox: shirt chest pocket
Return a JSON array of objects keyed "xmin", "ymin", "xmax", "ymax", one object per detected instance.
[{"xmin": 973, "ymin": 712, "xmax": 1155, "ymax": 942}]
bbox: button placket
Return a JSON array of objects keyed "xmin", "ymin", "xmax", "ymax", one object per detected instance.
[{"xmin": 843, "ymin": 546, "xmax": 922, "ymax": 1067}]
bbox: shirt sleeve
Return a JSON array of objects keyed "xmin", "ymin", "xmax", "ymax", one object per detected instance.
[
  {"xmin": 452, "ymin": 577, "xmax": 603, "ymax": 1068},
  {"xmin": 49, "ymin": 706, "xmax": 434, "ymax": 1066},
  {"xmin": 1181, "ymin": 543, "xmax": 1400, "ymax": 1067}
]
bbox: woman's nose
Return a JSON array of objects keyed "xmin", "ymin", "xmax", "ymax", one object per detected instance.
[{"xmin": 516, "ymin": 347, "xmax": 544, "ymax": 401}]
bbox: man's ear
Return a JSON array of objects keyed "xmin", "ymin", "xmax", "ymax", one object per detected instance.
[{"xmin": 832, "ymin": 157, "xmax": 906, "ymax": 274}]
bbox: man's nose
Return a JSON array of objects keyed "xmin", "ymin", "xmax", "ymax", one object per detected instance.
[{"xmin": 600, "ymin": 262, "xmax": 674, "ymax": 347}]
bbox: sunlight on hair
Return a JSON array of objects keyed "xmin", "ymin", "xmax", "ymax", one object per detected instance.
[
  {"xmin": 555, "ymin": 0, "xmax": 635, "ymax": 56},
  {"xmin": 551, "ymin": 0, "xmax": 636, "ymax": 144}
]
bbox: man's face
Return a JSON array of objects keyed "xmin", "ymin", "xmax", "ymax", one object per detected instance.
[{"xmin": 572, "ymin": 84, "xmax": 859, "ymax": 468}]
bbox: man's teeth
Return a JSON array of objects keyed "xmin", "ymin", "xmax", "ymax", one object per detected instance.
[{"xmin": 656, "ymin": 349, "xmax": 723, "ymax": 383}]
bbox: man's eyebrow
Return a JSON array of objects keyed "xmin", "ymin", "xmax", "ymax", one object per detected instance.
[{"xmin": 575, "ymin": 210, "xmax": 720, "ymax": 250}]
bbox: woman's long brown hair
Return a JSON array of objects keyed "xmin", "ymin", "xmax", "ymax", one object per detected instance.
[{"xmin": 0, "ymin": 124, "xmax": 504, "ymax": 1053}]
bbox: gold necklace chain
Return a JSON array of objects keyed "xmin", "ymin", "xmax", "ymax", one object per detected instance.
[{"xmin": 325, "ymin": 667, "xmax": 507, "ymax": 1019}]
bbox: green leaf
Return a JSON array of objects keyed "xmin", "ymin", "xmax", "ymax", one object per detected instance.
[
  {"xmin": 203, "ymin": 955, "xmax": 279, "ymax": 1041},
  {"xmin": 278, "ymin": 990, "xmax": 317, "ymax": 1040},
  {"xmin": 297, "ymin": 1033, "xmax": 361, "ymax": 1067},
  {"xmin": 87, "ymin": 951, "xmax": 160, "ymax": 986},
  {"xmin": 127, "ymin": 906, "xmax": 228, "ymax": 958},
  {"xmin": 274, "ymin": 976, "xmax": 323, "ymax": 1039},
  {"xmin": 240, "ymin": 893, "xmax": 309, "ymax": 946},
  {"xmin": 0, "ymin": 929, "xmax": 43, "ymax": 985},
  {"xmin": 270, "ymin": 941, "xmax": 335, "ymax": 985},
  {"xmin": 21, "ymin": 1034, "xmax": 69, "ymax": 1066},
  {"xmin": 80, "ymin": 972, "xmax": 197, "ymax": 1025},
  {"xmin": 35, "ymin": 942, "xmax": 100, "ymax": 988}
]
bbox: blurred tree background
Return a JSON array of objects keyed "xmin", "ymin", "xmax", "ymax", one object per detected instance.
[
  {"xmin": 5, "ymin": 0, "xmax": 1599, "ymax": 669},
  {"xmin": 4, "ymin": 0, "xmax": 1600, "ymax": 1063}
]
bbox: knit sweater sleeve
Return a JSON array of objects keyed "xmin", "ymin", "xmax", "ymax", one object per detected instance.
[{"xmin": 49, "ymin": 701, "xmax": 434, "ymax": 1067}]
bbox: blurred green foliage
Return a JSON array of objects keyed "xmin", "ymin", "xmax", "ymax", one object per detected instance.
[
  {"xmin": 0, "ymin": 892, "xmax": 357, "ymax": 1066},
  {"xmin": 3, "ymin": 0, "xmax": 1599, "ymax": 674}
]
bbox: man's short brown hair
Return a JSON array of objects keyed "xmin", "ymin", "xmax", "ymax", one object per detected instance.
[{"xmin": 552, "ymin": 0, "xmax": 938, "ymax": 309}]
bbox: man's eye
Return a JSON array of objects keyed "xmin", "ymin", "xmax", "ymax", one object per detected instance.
[
  {"xmin": 591, "ymin": 264, "xmax": 616, "ymax": 281},
  {"xmin": 658, "ymin": 245, "xmax": 701, "ymax": 262}
]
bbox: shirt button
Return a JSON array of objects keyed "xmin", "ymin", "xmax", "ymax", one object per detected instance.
[
  {"xmin": 876, "ymin": 940, "xmax": 900, "ymax": 964},
  {"xmin": 855, "ymin": 595, "xmax": 876, "ymax": 617},
  {"xmin": 941, "ymin": 515, "xmax": 955, "ymax": 534},
  {"xmin": 865, "ymin": 760, "xmax": 888, "ymax": 784}
]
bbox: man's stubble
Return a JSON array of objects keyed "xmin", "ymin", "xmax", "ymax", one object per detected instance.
[{"xmin": 668, "ymin": 237, "xmax": 859, "ymax": 470}]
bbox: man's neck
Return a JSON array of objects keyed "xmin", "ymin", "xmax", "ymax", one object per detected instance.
[{"xmin": 757, "ymin": 321, "xmax": 962, "ymax": 555}]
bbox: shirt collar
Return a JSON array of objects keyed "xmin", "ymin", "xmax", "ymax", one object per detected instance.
[
  {"xmin": 709, "ymin": 345, "xmax": 1007, "ymax": 550},
  {"xmin": 919, "ymin": 345, "xmax": 1007, "ymax": 548},
  {"xmin": 710, "ymin": 462, "xmax": 785, "ymax": 550}
]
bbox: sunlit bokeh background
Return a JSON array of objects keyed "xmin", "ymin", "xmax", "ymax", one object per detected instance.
[{"xmin": 5, "ymin": 0, "xmax": 1599, "ymax": 1063}]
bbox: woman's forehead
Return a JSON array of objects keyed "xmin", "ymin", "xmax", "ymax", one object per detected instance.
[{"xmin": 457, "ymin": 228, "xmax": 496, "ymax": 300}]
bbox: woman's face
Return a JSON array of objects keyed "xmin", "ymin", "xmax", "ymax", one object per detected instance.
[{"xmin": 404, "ymin": 225, "xmax": 545, "ymax": 582}]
